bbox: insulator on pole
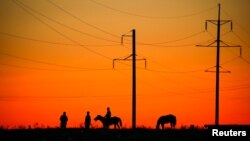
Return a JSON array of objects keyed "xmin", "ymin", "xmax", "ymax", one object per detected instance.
[
  {"xmin": 205, "ymin": 21, "xmax": 208, "ymax": 31},
  {"xmin": 113, "ymin": 59, "xmax": 116, "ymax": 69},
  {"xmin": 121, "ymin": 35, "xmax": 124, "ymax": 45},
  {"xmin": 231, "ymin": 22, "xmax": 233, "ymax": 31},
  {"xmin": 240, "ymin": 47, "xmax": 242, "ymax": 57}
]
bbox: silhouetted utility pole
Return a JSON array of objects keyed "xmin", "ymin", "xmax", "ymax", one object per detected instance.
[
  {"xmin": 113, "ymin": 29, "xmax": 146, "ymax": 129},
  {"xmin": 197, "ymin": 3, "xmax": 241, "ymax": 125}
]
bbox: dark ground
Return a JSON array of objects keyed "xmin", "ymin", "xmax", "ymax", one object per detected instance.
[{"xmin": 0, "ymin": 125, "xmax": 249, "ymax": 141}]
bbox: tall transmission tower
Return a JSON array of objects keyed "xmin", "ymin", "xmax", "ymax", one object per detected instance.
[
  {"xmin": 196, "ymin": 3, "xmax": 241, "ymax": 125},
  {"xmin": 113, "ymin": 29, "xmax": 146, "ymax": 129}
]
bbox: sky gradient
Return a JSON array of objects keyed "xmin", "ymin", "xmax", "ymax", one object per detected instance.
[{"xmin": 0, "ymin": 0, "xmax": 249, "ymax": 129}]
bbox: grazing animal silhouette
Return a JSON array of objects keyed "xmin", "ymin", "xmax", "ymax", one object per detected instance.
[
  {"xmin": 156, "ymin": 114, "xmax": 176, "ymax": 129},
  {"xmin": 94, "ymin": 115, "xmax": 122, "ymax": 129}
]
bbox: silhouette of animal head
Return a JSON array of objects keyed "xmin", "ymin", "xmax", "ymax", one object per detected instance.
[{"xmin": 94, "ymin": 115, "xmax": 104, "ymax": 121}]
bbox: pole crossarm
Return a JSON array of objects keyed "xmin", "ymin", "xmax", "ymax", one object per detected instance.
[
  {"xmin": 205, "ymin": 66, "xmax": 231, "ymax": 73},
  {"xmin": 113, "ymin": 54, "xmax": 147, "ymax": 69},
  {"xmin": 121, "ymin": 31, "xmax": 133, "ymax": 45},
  {"xmin": 206, "ymin": 20, "xmax": 233, "ymax": 31},
  {"xmin": 206, "ymin": 20, "xmax": 232, "ymax": 25},
  {"xmin": 196, "ymin": 40, "xmax": 241, "ymax": 47},
  {"xmin": 196, "ymin": 40, "xmax": 241, "ymax": 56}
]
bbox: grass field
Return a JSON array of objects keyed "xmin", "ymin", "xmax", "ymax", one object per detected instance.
[{"xmin": 0, "ymin": 125, "xmax": 249, "ymax": 141}]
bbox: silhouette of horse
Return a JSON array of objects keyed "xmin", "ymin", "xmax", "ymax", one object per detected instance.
[
  {"xmin": 94, "ymin": 115, "xmax": 122, "ymax": 129},
  {"xmin": 156, "ymin": 114, "xmax": 176, "ymax": 129}
]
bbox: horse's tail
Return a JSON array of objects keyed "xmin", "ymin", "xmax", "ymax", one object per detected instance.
[
  {"xmin": 172, "ymin": 116, "xmax": 177, "ymax": 128},
  {"xmin": 119, "ymin": 118, "xmax": 122, "ymax": 127},
  {"xmin": 156, "ymin": 119, "xmax": 160, "ymax": 129}
]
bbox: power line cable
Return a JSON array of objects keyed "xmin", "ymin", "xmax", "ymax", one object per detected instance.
[
  {"xmin": 0, "ymin": 62, "xmax": 112, "ymax": 72},
  {"xmin": 114, "ymin": 28, "xmax": 215, "ymax": 47},
  {"xmin": 135, "ymin": 51, "xmax": 208, "ymax": 74},
  {"xmin": 13, "ymin": 0, "xmax": 113, "ymax": 60},
  {"xmin": 221, "ymin": 7, "xmax": 250, "ymax": 35},
  {"xmin": 240, "ymin": 57, "xmax": 250, "ymax": 64},
  {"xmin": 8, "ymin": 0, "xmax": 250, "ymax": 87},
  {"xmin": 14, "ymin": 0, "xmax": 120, "ymax": 44},
  {"xmin": 0, "ymin": 31, "xmax": 120, "ymax": 47},
  {"xmin": 7, "ymin": 1, "xmax": 219, "ymax": 48},
  {"xmin": 139, "ymin": 30, "xmax": 205, "ymax": 45},
  {"xmin": 223, "ymin": 45, "xmax": 250, "ymax": 64},
  {"xmin": 113, "ymin": 69, "xmax": 198, "ymax": 98},
  {"xmin": 3, "ymin": 1, "xmax": 131, "ymax": 70},
  {"xmin": 139, "ymin": 42, "xmax": 204, "ymax": 48},
  {"xmin": 88, "ymin": 0, "xmax": 216, "ymax": 19},
  {"xmin": 0, "ymin": 29, "xmax": 211, "ymax": 48},
  {"xmin": 0, "ymin": 51, "xmax": 112, "ymax": 70},
  {"xmin": 47, "ymin": 0, "xmax": 120, "ymax": 38},
  {"xmin": 139, "ymin": 68, "xmax": 216, "ymax": 97},
  {"xmin": 203, "ymin": 84, "xmax": 250, "ymax": 93},
  {"xmin": 231, "ymin": 32, "xmax": 250, "ymax": 48},
  {"xmin": 137, "ymin": 30, "xmax": 217, "ymax": 47},
  {"xmin": 220, "ymin": 56, "xmax": 240, "ymax": 65},
  {"xmin": 145, "ymin": 68, "xmax": 204, "ymax": 74},
  {"xmin": 0, "ymin": 31, "xmax": 71, "ymax": 45},
  {"xmin": 0, "ymin": 94, "xmax": 132, "ymax": 101}
]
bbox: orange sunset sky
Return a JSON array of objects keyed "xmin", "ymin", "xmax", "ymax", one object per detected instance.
[{"xmin": 0, "ymin": 0, "xmax": 249, "ymax": 129}]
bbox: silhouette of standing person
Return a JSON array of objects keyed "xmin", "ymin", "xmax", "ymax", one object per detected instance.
[
  {"xmin": 84, "ymin": 111, "xmax": 91, "ymax": 129},
  {"xmin": 60, "ymin": 112, "xmax": 68, "ymax": 129}
]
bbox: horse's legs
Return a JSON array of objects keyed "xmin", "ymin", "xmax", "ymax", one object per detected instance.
[
  {"xmin": 104, "ymin": 123, "xmax": 109, "ymax": 129},
  {"xmin": 170, "ymin": 123, "xmax": 174, "ymax": 129}
]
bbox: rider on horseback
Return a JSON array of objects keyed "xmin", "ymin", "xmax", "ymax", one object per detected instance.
[{"xmin": 105, "ymin": 107, "xmax": 111, "ymax": 127}]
